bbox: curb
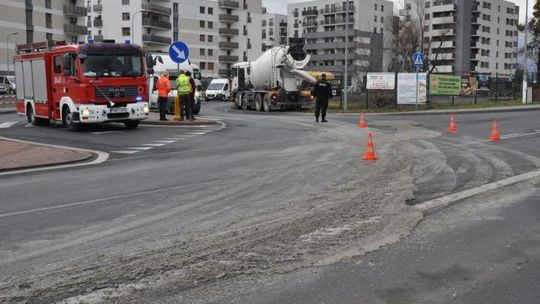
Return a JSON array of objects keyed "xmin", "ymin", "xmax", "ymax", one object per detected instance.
[
  {"xmin": 0, "ymin": 136, "xmax": 109, "ymax": 176},
  {"xmin": 414, "ymin": 168, "xmax": 540, "ymax": 214},
  {"xmin": 366, "ymin": 104, "xmax": 540, "ymax": 116},
  {"xmin": 0, "ymin": 108, "xmax": 16, "ymax": 115}
]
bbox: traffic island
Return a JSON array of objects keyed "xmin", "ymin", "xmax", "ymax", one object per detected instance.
[
  {"xmin": 0, "ymin": 139, "xmax": 94, "ymax": 172},
  {"xmin": 140, "ymin": 112, "xmax": 218, "ymax": 126}
]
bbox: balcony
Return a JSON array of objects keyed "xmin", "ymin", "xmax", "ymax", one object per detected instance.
[
  {"xmin": 93, "ymin": 19, "xmax": 103, "ymax": 27},
  {"xmin": 142, "ymin": 34, "xmax": 171, "ymax": 45},
  {"xmin": 321, "ymin": 6, "xmax": 355, "ymax": 15},
  {"xmin": 219, "ymin": 14, "xmax": 239, "ymax": 23},
  {"xmin": 142, "ymin": 18, "xmax": 171, "ymax": 29},
  {"xmin": 93, "ymin": 4, "xmax": 102, "ymax": 12},
  {"xmin": 63, "ymin": 5, "xmax": 87, "ymax": 17},
  {"xmin": 141, "ymin": 2, "xmax": 171, "ymax": 15},
  {"xmin": 219, "ymin": 41, "xmax": 239, "ymax": 49},
  {"xmin": 219, "ymin": 28, "xmax": 239, "ymax": 36},
  {"xmin": 279, "ymin": 21, "xmax": 287, "ymax": 27},
  {"xmin": 64, "ymin": 24, "xmax": 87, "ymax": 36},
  {"xmin": 219, "ymin": 0, "xmax": 239, "ymax": 9},
  {"xmin": 218, "ymin": 55, "xmax": 239, "ymax": 62},
  {"xmin": 302, "ymin": 9, "xmax": 318, "ymax": 16}
]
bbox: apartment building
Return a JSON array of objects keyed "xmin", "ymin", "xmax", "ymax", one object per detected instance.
[
  {"xmin": 87, "ymin": 0, "xmax": 172, "ymax": 53},
  {"xmin": 86, "ymin": 0, "xmax": 263, "ymax": 78},
  {"xmin": 261, "ymin": 9, "xmax": 287, "ymax": 52},
  {"xmin": 0, "ymin": 0, "xmax": 87, "ymax": 76},
  {"xmin": 287, "ymin": 0, "xmax": 394, "ymax": 82},
  {"xmin": 403, "ymin": 0, "xmax": 519, "ymax": 76}
]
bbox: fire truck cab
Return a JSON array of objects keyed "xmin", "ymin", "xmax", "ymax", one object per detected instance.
[{"xmin": 14, "ymin": 41, "xmax": 150, "ymax": 130}]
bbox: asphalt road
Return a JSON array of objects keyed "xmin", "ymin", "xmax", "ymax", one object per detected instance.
[{"xmin": 0, "ymin": 103, "xmax": 539, "ymax": 303}]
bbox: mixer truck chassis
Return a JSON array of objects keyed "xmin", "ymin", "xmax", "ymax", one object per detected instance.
[{"xmin": 235, "ymin": 90, "xmax": 311, "ymax": 112}]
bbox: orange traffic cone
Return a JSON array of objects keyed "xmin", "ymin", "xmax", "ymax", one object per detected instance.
[
  {"xmin": 358, "ymin": 113, "xmax": 367, "ymax": 128},
  {"xmin": 447, "ymin": 114, "xmax": 458, "ymax": 133},
  {"xmin": 489, "ymin": 119, "xmax": 501, "ymax": 141},
  {"xmin": 363, "ymin": 133, "xmax": 378, "ymax": 161}
]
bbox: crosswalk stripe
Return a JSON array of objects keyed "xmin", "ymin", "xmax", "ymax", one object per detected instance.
[
  {"xmin": 111, "ymin": 150, "xmax": 140, "ymax": 154},
  {"xmin": 0, "ymin": 121, "xmax": 18, "ymax": 128},
  {"xmin": 126, "ymin": 147, "xmax": 153, "ymax": 150},
  {"xmin": 142, "ymin": 143, "xmax": 166, "ymax": 147}
]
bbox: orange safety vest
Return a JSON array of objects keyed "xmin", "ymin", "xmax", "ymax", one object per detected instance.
[{"xmin": 157, "ymin": 76, "xmax": 171, "ymax": 98}]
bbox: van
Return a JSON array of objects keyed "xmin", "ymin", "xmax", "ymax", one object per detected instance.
[
  {"xmin": 0, "ymin": 76, "xmax": 16, "ymax": 94},
  {"xmin": 205, "ymin": 79, "xmax": 230, "ymax": 101}
]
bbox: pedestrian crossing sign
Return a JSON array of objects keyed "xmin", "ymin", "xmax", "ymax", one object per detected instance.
[{"xmin": 414, "ymin": 52, "xmax": 424, "ymax": 69}]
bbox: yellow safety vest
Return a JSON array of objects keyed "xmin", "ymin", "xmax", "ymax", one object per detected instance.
[{"xmin": 176, "ymin": 74, "xmax": 191, "ymax": 95}]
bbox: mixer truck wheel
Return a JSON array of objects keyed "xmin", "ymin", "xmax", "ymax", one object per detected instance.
[
  {"xmin": 255, "ymin": 94, "xmax": 263, "ymax": 111},
  {"xmin": 241, "ymin": 95, "xmax": 249, "ymax": 111},
  {"xmin": 263, "ymin": 94, "xmax": 271, "ymax": 112}
]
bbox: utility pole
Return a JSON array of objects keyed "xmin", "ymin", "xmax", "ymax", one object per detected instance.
[
  {"xmin": 343, "ymin": 1, "xmax": 350, "ymax": 112},
  {"xmin": 523, "ymin": 0, "xmax": 529, "ymax": 104},
  {"xmin": 6, "ymin": 32, "xmax": 18, "ymax": 75}
]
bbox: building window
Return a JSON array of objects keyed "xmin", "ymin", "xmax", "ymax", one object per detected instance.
[
  {"xmin": 208, "ymin": 21, "xmax": 213, "ymax": 29},
  {"xmin": 122, "ymin": 27, "xmax": 130, "ymax": 36},
  {"xmin": 200, "ymin": 6, "xmax": 205, "ymax": 14},
  {"xmin": 122, "ymin": 0, "xmax": 129, "ymax": 5},
  {"xmin": 45, "ymin": 0, "xmax": 51, "ymax": 9},
  {"xmin": 200, "ymin": 48, "xmax": 205, "ymax": 56},
  {"xmin": 173, "ymin": 3, "xmax": 178, "ymax": 14},
  {"xmin": 200, "ymin": 20, "xmax": 205, "ymax": 28},
  {"xmin": 208, "ymin": 62, "xmax": 214, "ymax": 70},
  {"xmin": 381, "ymin": 5, "xmax": 384, "ymax": 12},
  {"xmin": 200, "ymin": 62, "xmax": 206, "ymax": 70},
  {"xmin": 208, "ymin": 7, "xmax": 213, "ymax": 15},
  {"xmin": 122, "ymin": 13, "xmax": 130, "ymax": 20},
  {"xmin": 46, "ymin": 13, "xmax": 52, "ymax": 28},
  {"xmin": 374, "ymin": 16, "xmax": 377, "ymax": 22},
  {"xmin": 200, "ymin": 34, "xmax": 205, "ymax": 42},
  {"xmin": 208, "ymin": 49, "xmax": 213, "ymax": 56},
  {"xmin": 208, "ymin": 35, "xmax": 213, "ymax": 42},
  {"xmin": 46, "ymin": 32, "xmax": 53, "ymax": 43}
]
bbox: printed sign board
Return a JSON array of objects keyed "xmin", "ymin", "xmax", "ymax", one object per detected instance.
[
  {"xmin": 366, "ymin": 73, "xmax": 395, "ymax": 90},
  {"xmin": 397, "ymin": 73, "xmax": 427, "ymax": 105},
  {"xmin": 429, "ymin": 74, "xmax": 461, "ymax": 96}
]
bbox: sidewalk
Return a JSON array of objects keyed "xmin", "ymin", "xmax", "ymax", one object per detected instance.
[
  {"xmin": 0, "ymin": 139, "xmax": 94, "ymax": 172},
  {"xmin": 367, "ymin": 104, "xmax": 540, "ymax": 116},
  {"xmin": 141, "ymin": 112, "xmax": 218, "ymax": 126}
]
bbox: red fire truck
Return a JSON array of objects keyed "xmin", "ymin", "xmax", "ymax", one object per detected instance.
[{"xmin": 14, "ymin": 41, "xmax": 150, "ymax": 130}]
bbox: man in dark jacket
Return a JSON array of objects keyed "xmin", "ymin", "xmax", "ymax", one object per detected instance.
[
  {"xmin": 312, "ymin": 73, "xmax": 333, "ymax": 122},
  {"xmin": 185, "ymin": 71, "xmax": 196, "ymax": 121}
]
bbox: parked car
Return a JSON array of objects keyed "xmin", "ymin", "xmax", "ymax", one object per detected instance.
[
  {"xmin": 205, "ymin": 79, "xmax": 230, "ymax": 101},
  {"xmin": 0, "ymin": 76, "xmax": 16, "ymax": 94}
]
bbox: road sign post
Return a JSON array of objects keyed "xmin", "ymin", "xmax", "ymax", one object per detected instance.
[{"xmin": 169, "ymin": 41, "xmax": 190, "ymax": 121}]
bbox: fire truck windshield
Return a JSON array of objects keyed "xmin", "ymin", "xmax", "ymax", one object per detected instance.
[{"xmin": 81, "ymin": 55, "xmax": 143, "ymax": 78}]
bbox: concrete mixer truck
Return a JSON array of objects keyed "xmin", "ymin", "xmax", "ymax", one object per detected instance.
[{"xmin": 232, "ymin": 38, "xmax": 317, "ymax": 112}]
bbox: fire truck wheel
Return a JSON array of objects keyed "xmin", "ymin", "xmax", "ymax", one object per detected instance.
[
  {"xmin": 124, "ymin": 120, "xmax": 140, "ymax": 130},
  {"xmin": 62, "ymin": 107, "xmax": 81, "ymax": 131},
  {"xmin": 263, "ymin": 94, "xmax": 271, "ymax": 112},
  {"xmin": 26, "ymin": 104, "xmax": 47, "ymax": 125}
]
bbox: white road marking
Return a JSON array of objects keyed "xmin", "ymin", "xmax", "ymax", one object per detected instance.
[
  {"xmin": 462, "ymin": 131, "xmax": 540, "ymax": 145},
  {"xmin": 126, "ymin": 147, "xmax": 153, "ymax": 151},
  {"xmin": 155, "ymin": 140, "xmax": 177, "ymax": 143},
  {"xmin": 142, "ymin": 143, "xmax": 166, "ymax": 147},
  {"xmin": 91, "ymin": 131, "xmax": 121, "ymax": 135},
  {"xmin": 186, "ymin": 132, "xmax": 207, "ymax": 135},
  {"xmin": 165, "ymin": 138, "xmax": 185, "ymax": 140},
  {"xmin": 111, "ymin": 150, "xmax": 140, "ymax": 154},
  {"xmin": 0, "ymin": 121, "xmax": 18, "ymax": 128},
  {"xmin": 24, "ymin": 123, "xmax": 33, "ymax": 128},
  {"xmin": 415, "ymin": 168, "xmax": 540, "ymax": 213}
]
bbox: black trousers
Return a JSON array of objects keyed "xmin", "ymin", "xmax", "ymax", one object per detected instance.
[
  {"xmin": 180, "ymin": 94, "xmax": 192, "ymax": 120},
  {"xmin": 158, "ymin": 96, "xmax": 168, "ymax": 119},
  {"xmin": 315, "ymin": 98, "xmax": 328, "ymax": 119}
]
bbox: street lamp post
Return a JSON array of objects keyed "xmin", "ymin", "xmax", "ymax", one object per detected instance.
[
  {"xmin": 6, "ymin": 32, "xmax": 18, "ymax": 75},
  {"xmin": 344, "ymin": 2, "xmax": 349, "ymax": 111},
  {"xmin": 131, "ymin": 10, "xmax": 145, "ymax": 45},
  {"xmin": 523, "ymin": 0, "xmax": 529, "ymax": 104}
]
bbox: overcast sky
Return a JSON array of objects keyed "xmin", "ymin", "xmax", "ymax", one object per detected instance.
[{"xmin": 262, "ymin": 0, "xmax": 532, "ymax": 23}]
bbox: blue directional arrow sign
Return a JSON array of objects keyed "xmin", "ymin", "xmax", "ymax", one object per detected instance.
[
  {"xmin": 169, "ymin": 41, "xmax": 189, "ymax": 64},
  {"xmin": 413, "ymin": 52, "xmax": 424, "ymax": 69}
]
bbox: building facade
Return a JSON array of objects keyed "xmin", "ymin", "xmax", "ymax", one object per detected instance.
[
  {"xmin": 261, "ymin": 9, "xmax": 287, "ymax": 52},
  {"xmin": 403, "ymin": 0, "xmax": 519, "ymax": 76},
  {"xmin": 0, "ymin": 0, "xmax": 87, "ymax": 76},
  {"xmin": 86, "ymin": 0, "xmax": 264, "ymax": 78},
  {"xmin": 287, "ymin": 0, "xmax": 394, "ymax": 83}
]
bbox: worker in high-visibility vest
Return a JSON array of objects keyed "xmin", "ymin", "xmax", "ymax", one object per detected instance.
[
  {"xmin": 175, "ymin": 70, "xmax": 192, "ymax": 121},
  {"xmin": 156, "ymin": 71, "xmax": 171, "ymax": 121}
]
